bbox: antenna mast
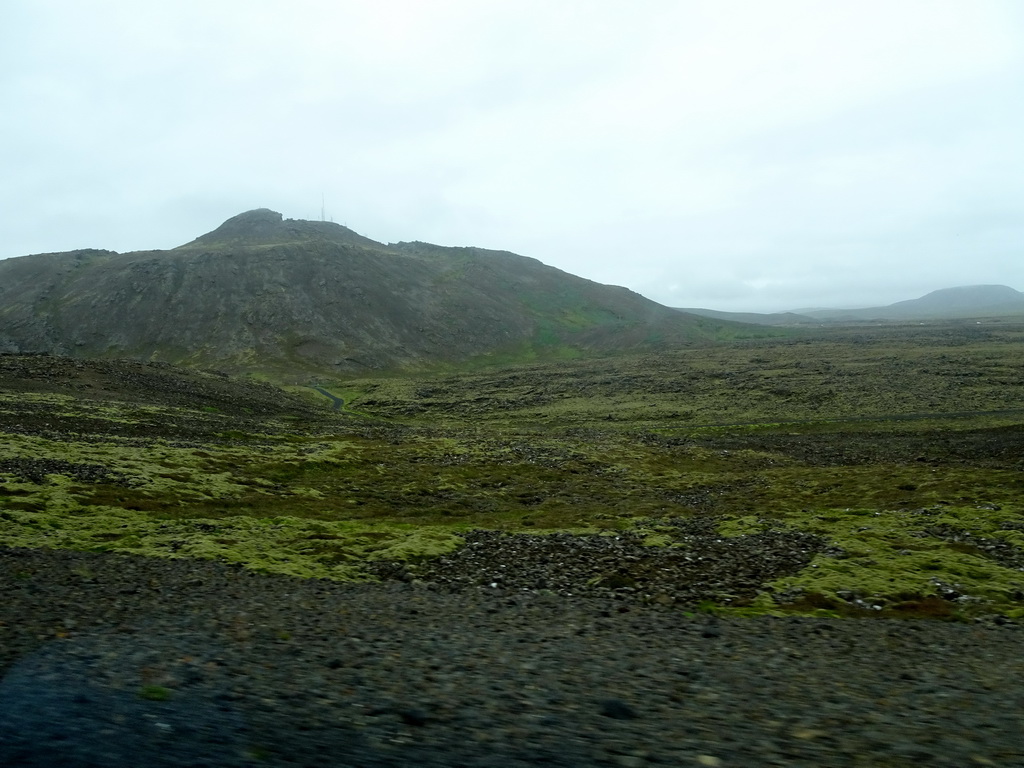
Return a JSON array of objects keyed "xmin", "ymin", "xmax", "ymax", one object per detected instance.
[{"xmin": 321, "ymin": 193, "xmax": 325, "ymax": 222}]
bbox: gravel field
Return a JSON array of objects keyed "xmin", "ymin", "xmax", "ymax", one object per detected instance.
[{"xmin": 2, "ymin": 546, "xmax": 1023, "ymax": 767}]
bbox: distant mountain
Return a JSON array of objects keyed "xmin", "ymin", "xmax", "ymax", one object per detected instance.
[
  {"xmin": 0, "ymin": 209, "xmax": 737, "ymax": 376},
  {"xmin": 675, "ymin": 308, "xmax": 817, "ymax": 326},
  {"xmin": 798, "ymin": 285, "xmax": 1024, "ymax": 322}
]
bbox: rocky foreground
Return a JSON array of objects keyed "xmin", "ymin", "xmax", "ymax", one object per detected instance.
[{"xmin": 2, "ymin": 546, "xmax": 1022, "ymax": 767}]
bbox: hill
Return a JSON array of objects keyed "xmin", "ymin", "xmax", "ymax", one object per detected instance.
[
  {"xmin": 0, "ymin": 210, "xmax": 741, "ymax": 377},
  {"xmin": 799, "ymin": 285, "xmax": 1024, "ymax": 322},
  {"xmin": 675, "ymin": 307, "xmax": 816, "ymax": 326}
]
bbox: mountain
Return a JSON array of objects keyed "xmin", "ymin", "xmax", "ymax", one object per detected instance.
[
  {"xmin": 0, "ymin": 209, "xmax": 735, "ymax": 376},
  {"xmin": 797, "ymin": 285, "xmax": 1024, "ymax": 322}
]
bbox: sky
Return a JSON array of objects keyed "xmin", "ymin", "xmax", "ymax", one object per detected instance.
[{"xmin": 2, "ymin": 1, "xmax": 1023, "ymax": 312}]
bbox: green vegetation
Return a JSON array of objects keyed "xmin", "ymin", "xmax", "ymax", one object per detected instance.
[
  {"xmin": 3, "ymin": 321, "xmax": 1024, "ymax": 620},
  {"xmin": 139, "ymin": 685, "xmax": 172, "ymax": 702}
]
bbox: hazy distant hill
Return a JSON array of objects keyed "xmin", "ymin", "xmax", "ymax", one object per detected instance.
[
  {"xmin": 675, "ymin": 308, "xmax": 816, "ymax": 326},
  {"xmin": 678, "ymin": 285, "xmax": 1024, "ymax": 325},
  {"xmin": 0, "ymin": 209, "xmax": 733, "ymax": 376},
  {"xmin": 798, "ymin": 285, "xmax": 1024, "ymax": 322}
]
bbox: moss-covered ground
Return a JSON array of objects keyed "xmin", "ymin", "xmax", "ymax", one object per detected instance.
[{"xmin": 2, "ymin": 321, "xmax": 1024, "ymax": 619}]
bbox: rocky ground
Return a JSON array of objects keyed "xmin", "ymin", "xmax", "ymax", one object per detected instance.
[
  {"xmin": 370, "ymin": 524, "xmax": 833, "ymax": 608},
  {"xmin": 3, "ymin": 546, "xmax": 1023, "ymax": 768}
]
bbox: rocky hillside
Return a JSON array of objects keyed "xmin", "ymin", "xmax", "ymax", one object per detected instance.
[
  {"xmin": 0, "ymin": 353, "xmax": 331, "ymax": 442},
  {"xmin": 0, "ymin": 210, "xmax": 731, "ymax": 376},
  {"xmin": 0, "ymin": 353, "xmax": 321, "ymax": 417}
]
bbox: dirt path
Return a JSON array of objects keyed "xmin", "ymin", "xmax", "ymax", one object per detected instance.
[{"xmin": 311, "ymin": 386, "xmax": 345, "ymax": 411}]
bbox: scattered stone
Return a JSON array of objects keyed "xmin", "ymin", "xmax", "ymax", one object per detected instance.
[
  {"xmin": 614, "ymin": 755, "xmax": 646, "ymax": 768},
  {"xmin": 791, "ymin": 727, "xmax": 826, "ymax": 740},
  {"xmin": 0, "ymin": 457, "xmax": 135, "ymax": 486},
  {"xmin": 701, "ymin": 622, "xmax": 722, "ymax": 639}
]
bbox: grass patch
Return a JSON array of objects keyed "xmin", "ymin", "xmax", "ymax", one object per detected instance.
[{"xmin": 139, "ymin": 685, "xmax": 171, "ymax": 702}]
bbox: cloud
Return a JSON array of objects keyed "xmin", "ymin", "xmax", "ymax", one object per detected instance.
[{"xmin": 1, "ymin": 0, "xmax": 1022, "ymax": 311}]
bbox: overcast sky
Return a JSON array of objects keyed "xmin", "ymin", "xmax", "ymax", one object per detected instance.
[{"xmin": 2, "ymin": 1, "xmax": 1022, "ymax": 312}]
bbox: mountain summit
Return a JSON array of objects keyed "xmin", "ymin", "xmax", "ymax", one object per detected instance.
[
  {"xmin": 0, "ymin": 210, "xmax": 728, "ymax": 376},
  {"xmin": 178, "ymin": 208, "xmax": 383, "ymax": 250}
]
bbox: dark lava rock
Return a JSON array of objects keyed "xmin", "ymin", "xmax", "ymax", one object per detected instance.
[
  {"xmin": 398, "ymin": 708, "xmax": 430, "ymax": 726},
  {"xmin": 371, "ymin": 523, "xmax": 829, "ymax": 608},
  {"xmin": 599, "ymin": 698, "xmax": 639, "ymax": 720},
  {"xmin": 0, "ymin": 457, "xmax": 135, "ymax": 486}
]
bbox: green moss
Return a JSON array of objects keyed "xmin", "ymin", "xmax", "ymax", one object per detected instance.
[
  {"xmin": 0, "ymin": 496, "xmax": 463, "ymax": 580},
  {"xmin": 721, "ymin": 505, "xmax": 1024, "ymax": 616},
  {"xmin": 139, "ymin": 686, "xmax": 171, "ymax": 701}
]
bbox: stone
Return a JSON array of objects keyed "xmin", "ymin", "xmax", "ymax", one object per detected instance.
[
  {"xmin": 599, "ymin": 698, "xmax": 639, "ymax": 720},
  {"xmin": 398, "ymin": 708, "xmax": 429, "ymax": 726}
]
